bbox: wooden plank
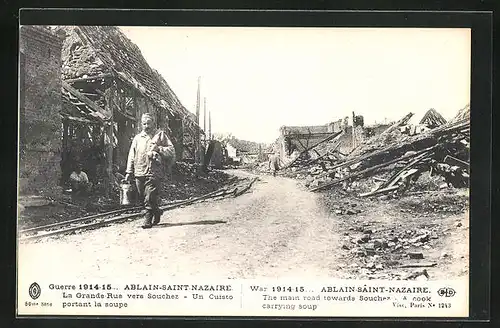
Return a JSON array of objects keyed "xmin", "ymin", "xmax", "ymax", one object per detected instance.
[
  {"xmin": 20, "ymin": 188, "xmax": 234, "ymax": 241},
  {"xmin": 380, "ymin": 112, "xmax": 414, "ymax": 136},
  {"xmin": 63, "ymin": 115, "xmax": 101, "ymax": 124},
  {"xmin": 96, "ymin": 88, "xmax": 137, "ymax": 124},
  {"xmin": 399, "ymin": 262, "xmax": 437, "ymax": 268},
  {"xmin": 62, "ymin": 80, "xmax": 110, "ymax": 120},
  {"xmin": 62, "ymin": 118, "xmax": 69, "ymax": 159},
  {"xmin": 80, "ymin": 92, "xmax": 100, "ymax": 97},
  {"xmin": 444, "ymin": 155, "xmax": 469, "ymax": 171},
  {"xmin": 234, "ymin": 177, "xmax": 259, "ymax": 197},
  {"xmin": 281, "ymin": 130, "xmax": 343, "ymax": 170},
  {"xmin": 283, "ymin": 132, "xmax": 335, "ymax": 139},
  {"xmin": 386, "ymin": 167, "xmax": 420, "ymax": 189},
  {"xmin": 359, "ymin": 185, "xmax": 399, "ymax": 197},
  {"xmin": 294, "ymin": 135, "xmax": 309, "ymax": 151},
  {"xmin": 111, "ymin": 97, "xmax": 136, "ymax": 121},
  {"xmin": 305, "ymin": 150, "xmax": 332, "ymax": 166},
  {"xmin": 326, "ymin": 143, "xmax": 395, "ymax": 172},
  {"xmin": 381, "ymin": 152, "xmax": 431, "ymax": 189},
  {"xmin": 309, "ymin": 145, "xmax": 437, "ymax": 192},
  {"xmin": 335, "ymin": 119, "xmax": 468, "ymax": 174},
  {"xmin": 304, "ymin": 139, "xmax": 342, "ymax": 166},
  {"xmin": 20, "ymin": 205, "xmax": 142, "ymax": 234},
  {"xmin": 64, "ymin": 73, "xmax": 112, "ymax": 83}
]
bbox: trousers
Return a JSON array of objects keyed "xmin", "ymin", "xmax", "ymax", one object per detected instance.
[
  {"xmin": 71, "ymin": 181, "xmax": 93, "ymax": 196},
  {"xmin": 135, "ymin": 176, "xmax": 160, "ymax": 225}
]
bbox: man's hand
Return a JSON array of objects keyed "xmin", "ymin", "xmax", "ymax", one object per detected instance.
[
  {"xmin": 125, "ymin": 173, "xmax": 133, "ymax": 181},
  {"xmin": 151, "ymin": 151, "xmax": 161, "ymax": 162}
]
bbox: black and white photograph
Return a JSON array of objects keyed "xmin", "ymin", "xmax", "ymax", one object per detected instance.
[{"xmin": 16, "ymin": 23, "xmax": 473, "ymax": 317}]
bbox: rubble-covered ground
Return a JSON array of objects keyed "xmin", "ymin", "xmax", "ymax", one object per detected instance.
[
  {"xmin": 20, "ymin": 170, "xmax": 468, "ymax": 281},
  {"xmin": 18, "ymin": 163, "xmax": 235, "ymax": 230},
  {"xmin": 319, "ymin": 186, "xmax": 469, "ymax": 280},
  {"xmin": 270, "ymin": 107, "xmax": 471, "ymax": 279}
]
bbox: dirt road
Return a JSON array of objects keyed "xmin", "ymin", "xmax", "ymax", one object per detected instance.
[
  {"xmin": 19, "ymin": 170, "xmax": 347, "ymax": 280},
  {"xmin": 18, "ymin": 170, "xmax": 468, "ymax": 281}
]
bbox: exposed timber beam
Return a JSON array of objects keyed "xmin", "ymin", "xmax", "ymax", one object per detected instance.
[
  {"xmin": 309, "ymin": 145, "xmax": 437, "ymax": 192},
  {"xmin": 60, "ymin": 115, "xmax": 101, "ymax": 125},
  {"xmin": 64, "ymin": 73, "xmax": 112, "ymax": 83},
  {"xmin": 62, "ymin": 80, "xmax": 110, "ymax": 120},
  {"xmin": 281, "ymin": 130, "xmax": 343, "ymax": 170}
]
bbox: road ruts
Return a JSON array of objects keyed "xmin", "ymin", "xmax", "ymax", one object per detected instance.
[{"xmin": 18, "ymin": 170, "xmax": 345, "ymax": 280}]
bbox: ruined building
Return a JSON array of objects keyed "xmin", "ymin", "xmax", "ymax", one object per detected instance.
[
  {"xmin": 419, "ymin": 108, "xmax": 447, "ymax": 128},
  {"xmin": 275, "ymin": 118, "xmax": 352, "ymax": 160},
  {"xmin": 56, "ymin": 26, "xmax": 200, "ymax": 191},
  {"xmin": 19, "ymin": 26, "xmax": 64, "ymax": 195},
  {"xmin": 273, "ymin": 116, "xmax": 391, "ymax": 163},
  {"xmin": 19, "ymin": 26, "xmax": 201, "ymax": 196}
]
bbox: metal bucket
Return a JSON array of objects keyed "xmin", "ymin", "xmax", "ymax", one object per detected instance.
[{"xmin": 120, "ymin": 180, "xmax": 136, "ymax": 206}]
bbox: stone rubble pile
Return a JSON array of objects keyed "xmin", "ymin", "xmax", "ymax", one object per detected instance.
[
  {"xmin": 280, "ymin": 107, "xmax": 470, "ymax": 198},
  {"xmin": 341, "ymin": 223, "xmax": 450, "ymax": 280}
]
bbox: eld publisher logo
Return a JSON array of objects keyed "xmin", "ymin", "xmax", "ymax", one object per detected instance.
[
  {"xmin": 437, "ymin": 287, "xmax": 456, "ymax": 298},
  {"xmin": 29, "ymin": 282, "xmax": 41, "ymax": 300}
]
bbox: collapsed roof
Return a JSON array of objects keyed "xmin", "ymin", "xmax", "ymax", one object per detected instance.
[
  {"xmin": 280, "ymin": 125, "xmax": 330, "ymax": 135},
  {"xmin": 57, "ymin": 26, "xmax": 198, "ymax": 127},
  {"xmin": 451, "ymin": 103, "xmax": 470, "ymax": 123},
  {"xmin": 419, "ymin": 108, "xmax": 447, "ymax": 128}
]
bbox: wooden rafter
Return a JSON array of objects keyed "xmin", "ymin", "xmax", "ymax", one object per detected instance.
[
  {"xmin": 62, "ymin": 81, "xmax": 110, "ymax": 120},
  {"xmin": 61, "ymin": 89, "xmax": 106, "ymax": 124},
  {"xmin": 94, "ymin": 88, "xmax": 136, "ymax": 122},
  {"xmin": 59, "ymin": 114, "xmax": 100, "ymax": 125},
  {"xmin": 281, "ymin": 130, "xmax": 343, "ymax": 170},
  {"xmin": 64, "ymin": 73, "xmax": 112, "ymax": 83}
]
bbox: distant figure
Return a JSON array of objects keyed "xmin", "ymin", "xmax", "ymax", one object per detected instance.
[
  {"xmin": 69, "ymin": 164, "xmax": 92, "ymax": 196},
  {"xmin": 125, "ymin": 113, "xmax": 175, "ymax": 229},
  {"xmin": 268, "ymin": 154, "xmax": 281, "ymax": 177}
]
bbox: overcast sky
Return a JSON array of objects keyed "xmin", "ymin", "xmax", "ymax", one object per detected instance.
[{"xmin": 120, "ymin": 27, "xmax": 470, "ymax": 144}]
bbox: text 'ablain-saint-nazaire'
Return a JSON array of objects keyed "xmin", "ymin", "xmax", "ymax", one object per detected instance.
[{"xmin": 123, "ymin": 284, "xmax": 233, "ymax": 291}]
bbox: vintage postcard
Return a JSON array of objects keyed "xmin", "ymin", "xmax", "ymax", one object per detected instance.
[{"xmin": 17, "ymin": 24, "xmax": 471, "ymax": 317}]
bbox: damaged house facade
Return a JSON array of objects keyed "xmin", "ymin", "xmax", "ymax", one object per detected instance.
[
  {"xmin": 275, "ymin": 116, "xmax": 391, "ymax": 163},
  {"xmin": 55, "ymin": 26, "xmax": 200, "ymax": 193},
  {"xmin": 419, "ymin": 108, "xmax": 447, "ymax": 129},
  {"xmin": 398, "ymin": 108, "xmax": 448, "ymax": 136}
]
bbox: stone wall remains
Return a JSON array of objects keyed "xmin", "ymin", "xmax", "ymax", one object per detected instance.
[{"xmin": 19, "ymin": 26, "xmax": 64, "ymax": 195}]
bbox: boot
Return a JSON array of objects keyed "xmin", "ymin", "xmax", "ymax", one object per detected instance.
[
  {"xmin": 142, "ymin": 210, "xmax": 154, "ymax": 229},
  {"xmin": 152, "ymin": 208, "xmax": 163, "ymax": 226}
]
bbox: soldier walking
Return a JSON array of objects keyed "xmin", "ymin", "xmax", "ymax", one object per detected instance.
[
  {"xmin": 125, "ymin": 113, "xmax": 175, "ymax": 229},
  {"xmin": 268, "ymin": 153, "xmax": 281, "ymax": 177}
]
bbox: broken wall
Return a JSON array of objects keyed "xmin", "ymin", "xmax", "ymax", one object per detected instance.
[
  {"xmin": 19, "ymin": 26, "xmax": 64, "ymax": 195},
  {"xmin": 59, "ymin": 26, "xmax": 107, "ymax": 80},
  {"xmin": 327, "ymin": 118, "xmax": 347, "ymax": 133}
]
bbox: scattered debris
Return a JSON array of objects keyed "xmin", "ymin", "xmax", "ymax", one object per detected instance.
[
  {"xmin": 404, "ymin": 269, "xmax": 430, "ymax": 280},
  {"xmin": 407, "ymin": 252, "xmax": 424, "ymax": 260},
  {"xmin": 400, "ymin": 262, "xmax": 437, "ymax": 268},
  {"xmin": 18, "ymin": 163, "xmax": 236, "ymax": 230},
  {"xmin": 419, "ymin": 108, "xmax": 447, "ymax": 128},
  {"xmin": 279, "ymin": 108, "xmax": 469, "ymax": 202}
]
